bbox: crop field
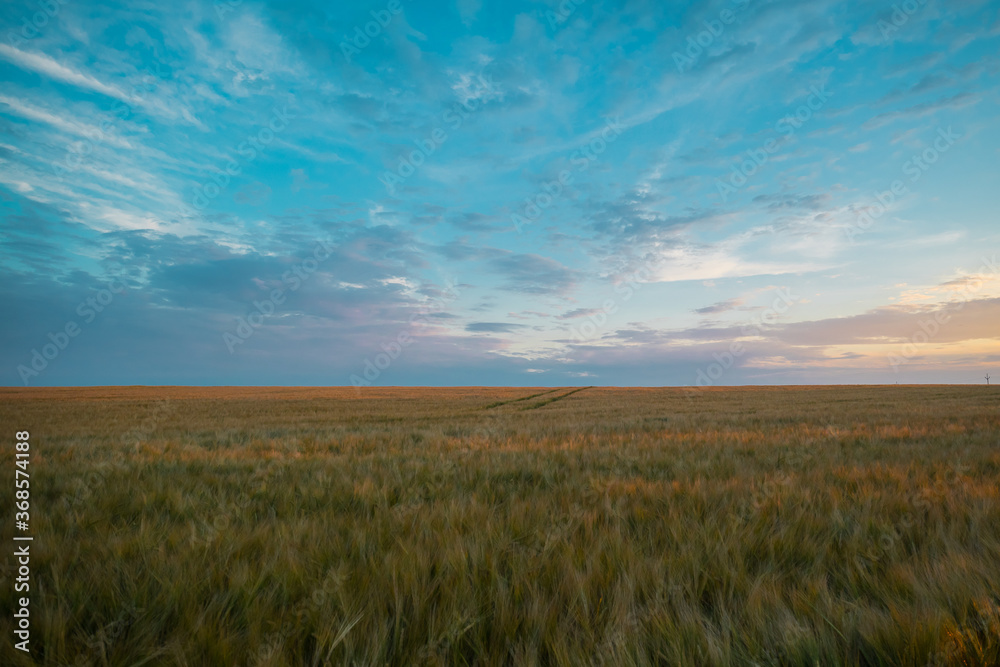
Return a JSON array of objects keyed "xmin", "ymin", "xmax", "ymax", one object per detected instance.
[{"xmin": 1, "ymin": 385, "xmax": 999, "ymax": 666}]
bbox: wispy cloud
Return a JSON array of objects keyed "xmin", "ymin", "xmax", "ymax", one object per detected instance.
[{"xmin": 0, "ymin": 44, "xmax": 131, "ymax": 101}]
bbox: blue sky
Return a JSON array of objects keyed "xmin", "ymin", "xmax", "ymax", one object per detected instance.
[{"xmin": 1, "ymin": 0, "xmax": 998, "ymax": 387}]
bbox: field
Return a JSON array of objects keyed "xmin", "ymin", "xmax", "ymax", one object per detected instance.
[{"xmin": 1, "ymin": 385, "xmax": 999, "ymax": 666}]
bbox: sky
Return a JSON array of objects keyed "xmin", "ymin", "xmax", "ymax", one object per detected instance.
[{"xmin": 1, "ymin": 0, "xmax": 998, "ymax": 387}]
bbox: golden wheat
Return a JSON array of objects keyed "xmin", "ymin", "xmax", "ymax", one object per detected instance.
[{"xmin": 0, "ymin": 385, "xmax": 998, "ymax": 665}]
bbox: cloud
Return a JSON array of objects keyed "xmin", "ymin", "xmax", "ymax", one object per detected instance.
[
  {"xmin": 0, "ymin": 0, "xmax": 996, "ymax": 386},
  {"xmin": 649, "ymin": 244, "xmax": 821, "ymax": 283},
  {"xmin": 489, "ymin": 252, "xmax": 579, "ymax": 295},
  {"xmin": 456, "ymin": 0, "xmax": 483, "ymax": 27},
  {"xmin": 863, "ymin": 92, "xmax": 980, "ymax": 130},
  {"xmin": 877, "ymin": 73, "xmax": 951, "ymax": 105},
  {"xmin": 466, "ymin": 322, "xmax": 526, "ymax": 333},
  {"xmin": 0, "ymin": 95, "xmax": 134, "ymax": 148},
  {"xmin": 752, "ymin": 193, "xmax": 832, "ymax": 211},
  {"xmin": 773, "ymin": 298, "xmax": 1000, "ymax": 347},
  {"xmin": 694, "ymin": 298, "xmax": 745, "ymax": 315},
  {"xmin": 587, "ymin": 197, "xmax": 718, "ymax": 241},
  {"xmin": 0, "ymin": 45, "xmax": 131, "ymax": 102},
  {"xmin": 557, "ymin": 308, "xmax": 604, "ymax": 320},
  {"xmin": 448, "ymin": 212, "xmax": 500, "ymax": 231},
  {"xmin": 233, "ymin": 182, "xmax": 272, "ymax": 205}
]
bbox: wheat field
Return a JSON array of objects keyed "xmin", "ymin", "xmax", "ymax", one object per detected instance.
[{"xmin": 1, "ymin": 385, "xmax": 998, "ymax": 666}]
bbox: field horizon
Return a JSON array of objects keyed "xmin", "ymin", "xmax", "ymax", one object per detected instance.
[{"xmin": 2, "ymin": 382, "xmax": 995, "ymax": 398}]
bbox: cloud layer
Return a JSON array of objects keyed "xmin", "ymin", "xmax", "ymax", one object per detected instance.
[{"xmin": 1, "ymin": 0, "xmax": 999, "ymax": 386}]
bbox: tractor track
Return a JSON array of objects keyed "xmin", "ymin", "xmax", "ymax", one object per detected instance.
[
  {"xmin": 521, "ymin": 386, "xmax": 593, "ymax": 410},
  {"xmin": 479, "ymin": 388, "xmax": 562, "ymax": 410}
]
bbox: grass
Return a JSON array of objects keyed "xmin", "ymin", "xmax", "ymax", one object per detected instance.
[{"xmin": 1, "ymin": 385, "xmax": 999, "ymax": 666}]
